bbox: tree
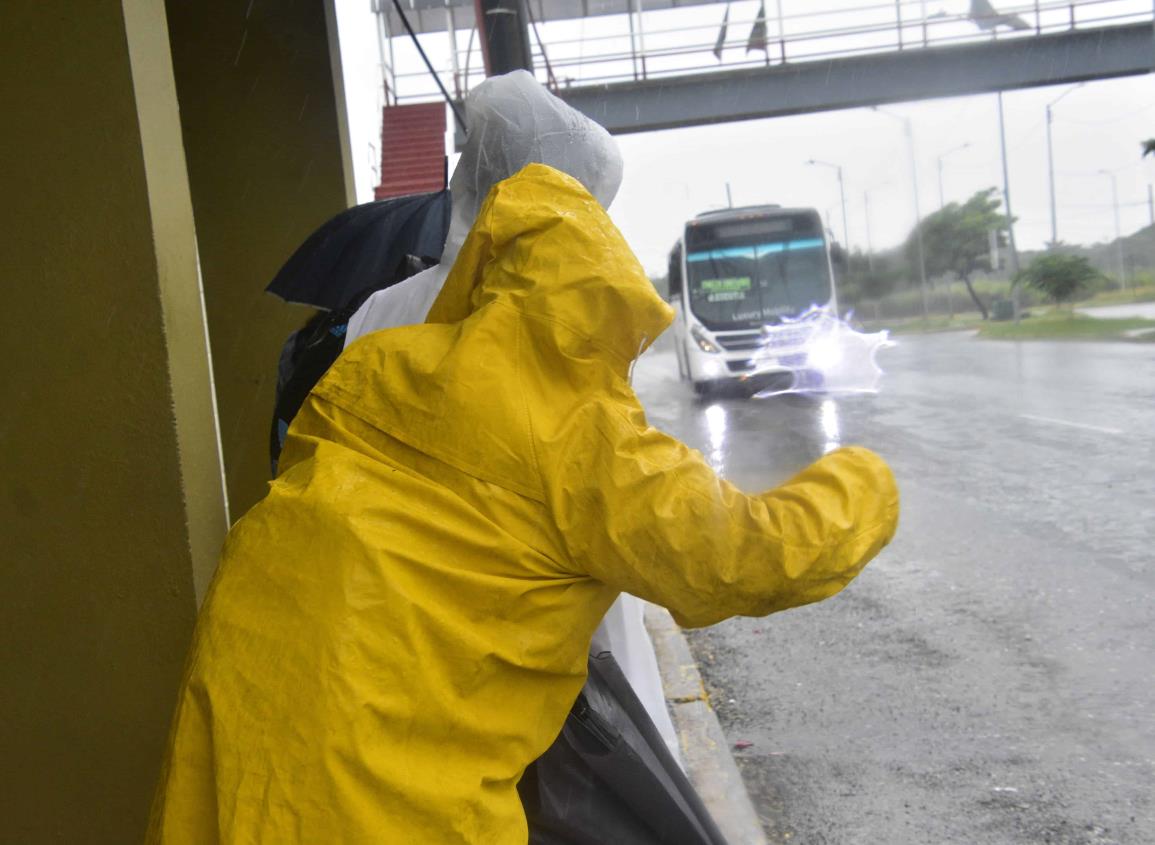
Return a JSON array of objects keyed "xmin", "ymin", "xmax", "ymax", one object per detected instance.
[
  {"xmin": 1016, "ymin": 253, "xmax": 1101, "ymax": 308},
  {"xmin": 844, "ymin": 260, "xmax": 902, "ymax": 303},
  {"xmin": 1143, "ymin": 138, "xmax": 1155, "ymax": 158},
  {"xmin": 907, "ymin": 187, "xmax": 1010, "ymax": 320}
]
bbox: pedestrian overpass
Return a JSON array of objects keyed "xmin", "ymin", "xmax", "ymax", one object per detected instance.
[{"xmin": 375, "ymin": 0, "xmax": 1155, "ymax": 135}]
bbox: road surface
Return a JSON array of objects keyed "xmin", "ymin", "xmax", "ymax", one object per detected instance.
[{"xmin": 632, "ymin": 331, "xmax": 1155, "ymax": 845}]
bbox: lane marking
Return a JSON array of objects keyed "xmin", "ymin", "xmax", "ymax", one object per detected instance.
[{"xmin": 1019, "ymin": 414, "xmax": 1123, "ymax": 436}]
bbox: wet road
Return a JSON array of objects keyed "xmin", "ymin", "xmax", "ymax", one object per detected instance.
[{"xmin": 631, "ymin": 332, "xmax": 1155, "ymax": 845}]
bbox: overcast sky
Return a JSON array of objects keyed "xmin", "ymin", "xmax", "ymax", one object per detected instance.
[{"xmin": 335, "ymin": 0, "xmax": 1155, "ymax": 276}]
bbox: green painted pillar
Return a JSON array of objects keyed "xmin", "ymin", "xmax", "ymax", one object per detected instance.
[
  {"xmin": 0, "ymin": 1, "xmax": 229, "ymax": 840},
  {"xmin": 165, "ymin": 0, "xmax": 356, "ymax": 515}
]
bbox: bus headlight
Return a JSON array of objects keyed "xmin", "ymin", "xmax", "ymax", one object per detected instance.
[{"xmin": 691, "ymin": 325, "xmax": 721, "ymax": 354}]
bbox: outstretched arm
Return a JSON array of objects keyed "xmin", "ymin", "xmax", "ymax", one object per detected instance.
[{"xmin": 546, "ymin": 400, "xmax": 899, "ymax": 628}]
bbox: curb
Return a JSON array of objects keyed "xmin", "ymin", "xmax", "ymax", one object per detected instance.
[{"xmin": 644, "ymin": 605, "xmax": 768, "ymax": 845}]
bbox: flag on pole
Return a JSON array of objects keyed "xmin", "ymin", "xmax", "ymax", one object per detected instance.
[
  {"xmin": 712, "ymin": 3, "xmax": 731, "ymax": 61},
  {"xmin": 747, "ymin": 1, "xmax": 768, "ymax": 53}
]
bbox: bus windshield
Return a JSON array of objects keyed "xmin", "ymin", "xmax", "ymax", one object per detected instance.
[{"xmin": 685, "ymin": 212, "xmax": 832, "ymax": 331}]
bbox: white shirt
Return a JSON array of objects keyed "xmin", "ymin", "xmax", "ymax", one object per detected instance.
[{"xmin": 345, "ymin": 266, "xmax": 448, "ymax": 346}]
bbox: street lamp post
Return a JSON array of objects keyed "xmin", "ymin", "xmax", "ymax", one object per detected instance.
[
  {"xmin": 1100, "ymin": 169, "xmax": 1126, "ymax": 290},
  {"xmin": 1045, "ymin": 83, "xmax": 1084, "ymax": 247},
  {"xmin": 933, "ymin": 140, "xmax": 969, "ymax": 317},
  {"xmin": 936, "ymin": 142, "xmax": 970, "ymax": 209},
  {"xmin": 996, "ymin": 92, "xmax": 1022, "ymax": 323},
  {"xmin": 862, "ymin": 180, "xmax": 893, "ymax": 273},
  {"xmin": 807, "ymin": 159, "xmax": 850, "ymax": 254},
  {"xmin": 873, "ymin": 106, "xmax": 930, "ymax": 322}
]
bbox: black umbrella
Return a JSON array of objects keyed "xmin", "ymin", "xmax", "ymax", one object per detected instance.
[{"xmin": 265, "ymin": 189, "xmax": 452, "ymax": 311}]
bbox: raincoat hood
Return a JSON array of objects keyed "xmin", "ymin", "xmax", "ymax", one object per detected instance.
[{"xmin": 430, "ymin": 163, "xmax": 673, "ymax": 370}]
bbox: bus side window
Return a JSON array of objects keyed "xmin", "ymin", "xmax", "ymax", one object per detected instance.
[{"xmin": 668, "ymin": 247, "xmax": 683, "ymax": 301}]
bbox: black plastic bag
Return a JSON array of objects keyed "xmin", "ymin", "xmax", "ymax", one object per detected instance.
[{"xmin": 520, "ymin": 653, "xmax": 727, "ymax": 845}]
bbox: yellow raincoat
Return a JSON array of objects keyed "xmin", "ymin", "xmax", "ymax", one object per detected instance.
[{"xmin": 149, "ymin": 164, "xmax": 898, "ymax": 843}]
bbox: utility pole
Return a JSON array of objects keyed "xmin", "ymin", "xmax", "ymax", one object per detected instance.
[
  {"xmin": 863, "ymin": 190, "xmax": 874, "ymax": 272},
  {"xmin": 1045, "ymin": 83, "xmax": 1083, "ymax": 248},
  {"xmin": 1100, "ymin": 169, "xmax": 1126, "ymax": 290},
  {"xmin": 1149, "ymin": 183, "xmax": 1154, "ymax": 283},
  {"xmin": 873, "ymin": 107, "xmax": 929, "ymax": 322},
  {"xmin": 936, "ymin": 142, "xmax": 970, "ymax": 209},
  {"xmin": 807, "ymin": 159, "xmax": 850, "ymax": 253},
  {"xmin": 906, "ymin": 118, "xmax": 931, "ymax": 323},
  {"xmin": 477, "ymin": 0, "xmax": 534, "ymax": 76},
  {"xmin": 997, "ymin": 92, "xmax": 1022, "ymax": 323}
]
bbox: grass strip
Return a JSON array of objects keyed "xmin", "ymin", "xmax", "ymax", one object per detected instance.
[{"xmin": 977, "ymin": 312, "xmax": 1155, "ymax": 341}]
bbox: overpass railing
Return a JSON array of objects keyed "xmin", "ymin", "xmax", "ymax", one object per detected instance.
[{"xmin": 386, "ymin": 0, "xmax": 1154, "ymax": 103}]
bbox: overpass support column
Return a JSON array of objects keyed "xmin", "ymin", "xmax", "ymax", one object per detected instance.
[
  {"xmin": 3, "ymin": 1, "xmax": 359, "ymax": 839},
  {"xmin": 0, "ymin": 1, "xmax": 230, "ymax": 841},
  {"xmin": 164, "ymin": 0, "xmax": 356, "ymax": 515}
]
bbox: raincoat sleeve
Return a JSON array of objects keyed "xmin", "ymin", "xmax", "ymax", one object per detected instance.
[{"xmin": 547, "ymin": 402, "xmax": 899, "ymax": 628}]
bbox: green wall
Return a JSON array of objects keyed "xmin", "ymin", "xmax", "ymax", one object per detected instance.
[
  {"xmin": 0, "ymin": 1, "xmax": 226, "ymax": 840},
  {"xmin": 166, "ymin": 0, "xmax": 355, "ymax": 515},
  {"xmin": 0, "ymin": 0, "xmax": 355, "ymax": 839}
]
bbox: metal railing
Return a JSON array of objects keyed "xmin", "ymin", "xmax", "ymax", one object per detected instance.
[{"xmin": 386, "ymin": 0, "xmax": 1154, "ymax": 103}]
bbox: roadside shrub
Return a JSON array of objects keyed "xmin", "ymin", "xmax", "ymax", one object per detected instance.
[{"xmin": 1016, "ymin": 254, "xmax": 1102, "ymax": 307}]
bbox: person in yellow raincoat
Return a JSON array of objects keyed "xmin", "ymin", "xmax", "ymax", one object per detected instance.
[{"xmin": 148, "ymin": 99, "xmax": 899, "ymax": 845}]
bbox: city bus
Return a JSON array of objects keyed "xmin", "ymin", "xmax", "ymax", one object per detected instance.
[{"xmin": 668, "ymin": 205, "xmax": 838, "ymax": 395}]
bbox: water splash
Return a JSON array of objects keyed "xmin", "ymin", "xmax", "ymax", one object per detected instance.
[{"xmin": 745, "ymin": 306, "xmax": 894, "ymax": 399}]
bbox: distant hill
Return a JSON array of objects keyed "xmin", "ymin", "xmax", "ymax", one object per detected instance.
[{"xmin": 1020, "ymin": 224, "xmax": 1155, "ymax": 279}]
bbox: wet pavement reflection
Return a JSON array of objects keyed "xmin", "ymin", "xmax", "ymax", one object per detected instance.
[
  {"xmin": 633, "ymin": 342, "xmax": 879, "ymax": 490},
  {"xmin": 631, "ymin": 331, "xmax": 1155, "ymax": 844},
  {"xmin": 819, "ymin": 399, "xmax": 840, "ymax": 454},
  {"xmin": 703, "ymin": 403, "xmax": 727, "ymax": 474}
]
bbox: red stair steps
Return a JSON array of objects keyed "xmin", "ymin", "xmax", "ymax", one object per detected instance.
[{"xmin": 375, "ymin": 102, "xmax": 447, "ymax": 200}]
